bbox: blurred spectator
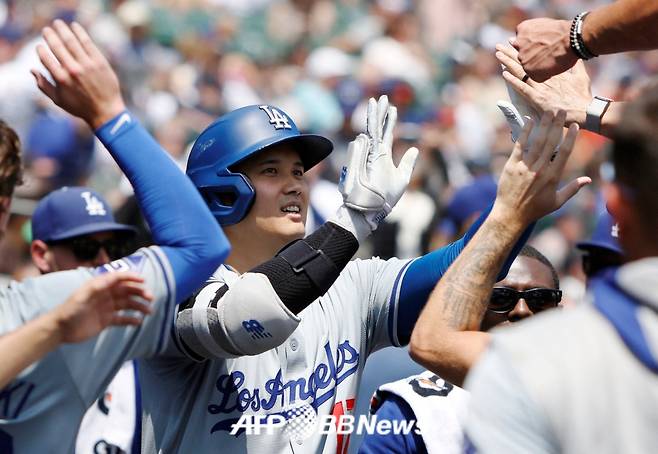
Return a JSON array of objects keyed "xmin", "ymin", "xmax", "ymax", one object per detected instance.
[
  {"xmin": 23, "ymin": 106, "xmax": 95, "ymax": 196},
  {"xmin": 430, "ymin": 162, "xmax": 497, "ymax": 249}
]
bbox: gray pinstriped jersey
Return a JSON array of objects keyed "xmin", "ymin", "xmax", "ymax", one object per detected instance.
[{"xmin": 0, "ymin": 247, "xmax": 175, "ymax": 453}]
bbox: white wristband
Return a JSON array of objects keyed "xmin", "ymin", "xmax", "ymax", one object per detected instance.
[{"xmin": 585, "ymin": 95, "xmax": 612, "ymax": 134}]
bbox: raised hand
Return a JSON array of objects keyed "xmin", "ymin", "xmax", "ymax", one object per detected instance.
[
  {"xmin": 511, "ymin": 18, "xmax": 577, "ymax": 82},
  {"xmin": 31, "ymin": 20, "xmax": 126, "ymax": 129},
  {"xmin": 493, "ymin": 110, "xmax": 591, "ymax": 228},
  {"xmin": 339, "ymin": 95, "xmax": 419, "ymax": 230},
  {"xmin": 52, "ymin": 272, "xmax": 154, "ymax": 343},
  {"xmin": 495, "ymin": 44, "xmax": 592, "ymax": 129}
]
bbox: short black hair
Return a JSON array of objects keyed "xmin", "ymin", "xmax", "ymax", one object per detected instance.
[{"xmin": 518, "ymin": 245, "xmax": 559, "ymax": 289}]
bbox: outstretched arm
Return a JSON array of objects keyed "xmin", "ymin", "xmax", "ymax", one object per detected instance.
[
  {"xmin": 409, "ymin": 111, "xmax": 590, "ymax": 386},
  {"xmin": 513, "ymin": 0, "xmax": 658, "ymax": 82},
  {"xmin": 0, "ymin": 272, "xmax": 151, "ymax": 389},
  {"xmin": 31, "ymin": 20, "xmax": 229, "ymax": 301}
]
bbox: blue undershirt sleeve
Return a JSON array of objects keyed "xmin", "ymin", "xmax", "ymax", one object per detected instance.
[
  {"xmin": 358, "ymin": 395, "xmax": 426, "ymax": 454},
  {"xmin": 395, "ymin": 204, "xmax": 533, "ymax": 344},
  {"xmin": 95, "ymin": 111, "xmax": 230, "ymax": 301}
]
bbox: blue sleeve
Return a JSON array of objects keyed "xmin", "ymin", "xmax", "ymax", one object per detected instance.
[
  {"xmin": 95, "ymin": 112, "xmax": 230, "ymax": 301},
  {"xmin": 395, "ymin": 204, "xmax": 533, "ymax": 344},
  {"xmin": 358, "ymin": 395, "xmax": 426, "ymax": 454}
]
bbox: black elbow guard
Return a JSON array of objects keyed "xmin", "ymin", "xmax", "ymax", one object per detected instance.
[{"xmin": 250, "ymin": 222, "xmax": 358, "ymax": 314}]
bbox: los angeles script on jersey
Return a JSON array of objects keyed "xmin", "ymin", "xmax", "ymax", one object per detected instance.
[{"xmin": 208, "ymin": 340, "xmax": 359, "ymax": 434}]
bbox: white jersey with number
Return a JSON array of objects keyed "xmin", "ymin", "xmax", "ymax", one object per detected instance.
[
  {"xmin": 139, "ymin": 257, "xmax": 412, "ymax": 454},
  {"xmin": 76, "ymin": 361, "xmax": 139, "ymax": 454},
  {"xmin": 375, "ymin": 371, "xmax": 470, "ymax": 454}
]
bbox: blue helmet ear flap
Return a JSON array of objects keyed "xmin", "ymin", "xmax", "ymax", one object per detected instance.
[{"xmin": 196, "ymin": 171, "xmax": 255, "ymax": 226}]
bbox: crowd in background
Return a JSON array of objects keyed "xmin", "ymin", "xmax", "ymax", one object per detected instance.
[{"xmin": 0, "ymin": 0, "xmax": 655, "ymax": 303}]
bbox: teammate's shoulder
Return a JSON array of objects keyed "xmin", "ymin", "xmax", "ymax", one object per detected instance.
[{"xmin": 93, "ymin": 252, "xmax": 148, "ymax": 276}]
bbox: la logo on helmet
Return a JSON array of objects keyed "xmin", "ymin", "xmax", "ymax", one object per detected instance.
[{"xmin": 259, "ymin": 105, "xmax": 292, "ymax": 130}]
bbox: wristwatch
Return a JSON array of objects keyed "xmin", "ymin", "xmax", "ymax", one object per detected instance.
[{"xmin": 585, "ymin": 95, "xmax": 612, "ymax": 134}]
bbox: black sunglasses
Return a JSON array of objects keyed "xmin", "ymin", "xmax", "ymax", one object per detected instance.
[
  {"xmin": 488, "ymin": 287, "xmax": 562, "ymax": 314},
  {"xmin": 49, "ymin": 235, "xmax": 129, "ymax": 261}
]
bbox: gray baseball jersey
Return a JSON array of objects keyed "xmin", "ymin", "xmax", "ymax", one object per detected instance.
[
  {"xmin": 464, "ymin": 258, "xmax": 658, "ymax": 454},
  {"xmin": 0, "ymin": 247, "xmax": 175, "ymax": 453},
  {"xmin": 139, "ymin": 256, "xmax": 413, "ymax": 453}
]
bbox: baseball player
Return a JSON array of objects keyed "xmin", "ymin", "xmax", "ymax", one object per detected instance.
[
  {"xmin": 135, "ymin": 90, "xmax": 539, "ymax": 451},
  {"xmin": 576, "ymin": 210, "xmax": 624, "ymax": 280},
  {"xmin": 0, "ymin": 123, "xmax": 151, "ymax": 395},
  {"xmin": 361, "ymin": 245, "xmax": 562, "ymax": 454},
  {"xmin": 29, "ymin": 186, "xmax": 144, "ymax": 454},
  {"xmin": 464, "ymin": 87, "xmax": 658, "ymax": 454},
  {"xmin": 0, "ymin": 20, "xmax": 230, "ymax": 453}
]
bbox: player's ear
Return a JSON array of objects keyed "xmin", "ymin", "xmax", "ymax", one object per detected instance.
[
  {"xmin": 605, "ymin": 182, "xmax": 629, "ymax": 228},
  {"xmin": 30, "ymin": 240, "xmax": 54, "ymax": 274}
]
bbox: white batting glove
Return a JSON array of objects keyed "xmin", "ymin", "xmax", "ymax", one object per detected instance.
[
  {"xmin": 497, "ymin": 67, "xmax": 541, "ymax": 144},
  {"xmin": 331, "ymin": 96, "xmax": 418, "ymax": 242}
]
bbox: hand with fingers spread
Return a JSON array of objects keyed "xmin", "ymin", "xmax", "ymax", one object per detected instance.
[
  {"xmin": 52, "ymin": 272, "xmax": 154, "ymax": 343},
  {"xmin": 493, "ymin": 110, "xmax": 591, "ymax": 228},
  {"xmin": 336, "ymin": 95, "xmax": 419, "ymax": 235},
  {"xmin": 495, "ymin": 44, "xmax": 592, "ymax": 129},
  {"xmin": 31, "ymin": 19, "xmax": 125, "ymax": 129},
  {"xmin": 0, "ymin": 272, "xmax": 152, "ymax": 389}
]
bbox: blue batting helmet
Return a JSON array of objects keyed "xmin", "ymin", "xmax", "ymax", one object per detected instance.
[{"xmin": 186, "ymin": 105, "xmax": 333, "ymax": 225}]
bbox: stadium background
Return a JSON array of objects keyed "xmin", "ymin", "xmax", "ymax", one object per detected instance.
[{"xmin": 0, "ymin": 0, "xmax": 654, "ymax": 451}]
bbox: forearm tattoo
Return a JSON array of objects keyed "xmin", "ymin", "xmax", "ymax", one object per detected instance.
[{"xmin": 435, "ymin": 218, "xmax": 521, "ymax": 329}]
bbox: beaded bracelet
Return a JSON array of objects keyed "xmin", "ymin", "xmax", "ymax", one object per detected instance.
[{"xmin": 570, "ymin": 12, "xmax": 598, "ymax": 60}]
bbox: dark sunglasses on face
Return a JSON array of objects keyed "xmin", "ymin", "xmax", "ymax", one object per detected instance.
[
  {"xmin": 49, "ymin": 235, "xmax": 128, "ymax": 261},
  {"xmin": 488, "ymin": 287, "xmax": 562, "ymax": 314}
]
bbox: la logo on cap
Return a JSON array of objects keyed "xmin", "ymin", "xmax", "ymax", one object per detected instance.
[
  {"xmin": 81, "ymin": 191, "xmax": 106, "ymax": 216},
  {"xmin": 611, "ymin": 223, "xmax": 620, "ymax": 238}
]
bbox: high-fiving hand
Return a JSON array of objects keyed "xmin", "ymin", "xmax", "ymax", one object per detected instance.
[
  {"xmin": 339, "ymin": 95, "xmax": 419, "ymax": 231},
  {"xmin": 495, "ymin": 44, "xmax": 592, "ymax": 129},
  {"xmin": 53, "ymin": 272, "xmax": 154, "ymax": 343},
  {"xmin": 493, "ymin": 110, "xmax": 591, "ymax": 228},
  {"xmin": 31, "ymin": 20, "xmax": 126, "ymax": 129}
]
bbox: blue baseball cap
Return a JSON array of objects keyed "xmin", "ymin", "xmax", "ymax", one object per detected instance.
[
  {"xmin": 32, "ymin": 187, "xmax": 136, "ymax": 242},
  {"xmin": 576, "ymin": 211, "xmax": 623, "ymax": 255}
]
